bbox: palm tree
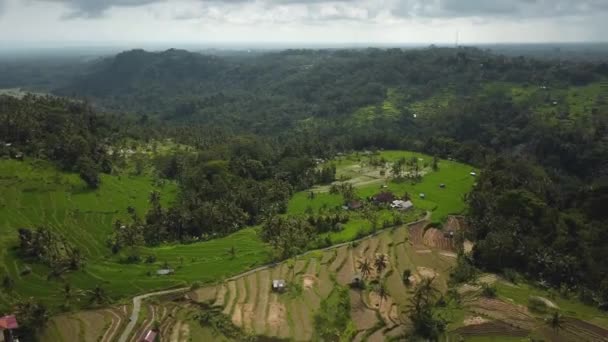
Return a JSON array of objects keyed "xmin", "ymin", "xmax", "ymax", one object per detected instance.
[
  {"xmin": 375, "ymin": 283, "xmax": 389, "ymax": 308},
  {"xmin": 88, "ymin": 285, "xmax": 107, "ymax": 305},
  {"xmin": 357, "ymin": 258, "xmax": 372, "ymax": 279},
  {"xmin": 547, "ymin": 311, "xmax": 565, "ymax": 334},
  {"xmin": 374, "ymin": 254, "xmax": 388, "ymax": 277}
]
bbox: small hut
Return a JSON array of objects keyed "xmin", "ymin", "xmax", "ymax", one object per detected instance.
[{"xmin": 272, "ymin": 279, "xmax": 286, "ymax": 292}]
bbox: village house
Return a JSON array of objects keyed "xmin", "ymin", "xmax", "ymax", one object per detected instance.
[
  {"xmin": 371, "ymin": 191, "xmax": 395, "ymax": 204},
  {"xmin": 346, "ymin": 200, "xmax": 363, "ymax": 210},
  {"xmin": 390, "ymin": 200, "xmax": 414, "ymax": 211},
  {"xmin": 0, "ymin": 315, "xmax": 18, "ymax": 342},
  {"xmin": 141, "ymin": 329, "xmax": 157, "ymax": 342}
]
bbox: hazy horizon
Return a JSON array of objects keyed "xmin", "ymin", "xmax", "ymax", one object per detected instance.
[{"xmin": 1, "ymin": 0, "xmax": 607, "ymax": 47}]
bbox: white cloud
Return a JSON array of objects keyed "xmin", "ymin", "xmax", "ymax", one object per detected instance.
[{"xmin": 0, "ymin": 0, "xmax": 606, "ymax": 45}]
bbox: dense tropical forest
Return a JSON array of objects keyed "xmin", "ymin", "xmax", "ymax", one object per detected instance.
[{"xmin": 1, "ymin": 45, "xmax": 607, "ymax": 340}]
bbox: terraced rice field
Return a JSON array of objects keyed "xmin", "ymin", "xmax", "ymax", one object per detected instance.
[
  {"xmin": 188, "ymin": 220, "xmax": 457, "ymax": 341},
  {"xmin": 0, "ymin": 159, "xmax": 271, "ymax": 311}
]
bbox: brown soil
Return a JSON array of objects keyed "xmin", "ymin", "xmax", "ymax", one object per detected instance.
[
  {"xmin": 368, "ymin": 292, "xmax": 399, "ymax": 328},
  {"xmin": 267, "ymin": 301, "xmax": 287, "ymax": 336},
  {"xmin": 253, "ymin": 269, "xmax": 271, "ymax": 334},
  {"xmin": 79, "ymin": 311, "xmax": 108, "ymax": 342},
  {"xmin": 336, "ymin": 248, "xmax": 356, "ymax": 286},
  {"xmin": 243, "ymin": 273, "xmax": 258, "ymax": 331},
  {"xmin": 213, "ymin": 284, "xmax": 227, "ymax": 307},
  {"xmin": 232, "ymin": 304, "xmax": 243, "ymax": 327},
  {"xmin": 562, "ymin": 317, "xmax": 608, "ymax": 341},
  {"xmin": 470, "ymin": 298, "xmax": 535, "ymax": 330},
  {"xmin": 423, "ymin": 228, "xmax": 455, "ymax": 251},
  {"xmin": 456, "ymin": 321, "xmax": 529, "ymax": 337},
  {"xmin": 191, "ymin": 286, "xmax": 216, "ymax": 303},
  {"xmin": 222, "ymin": 281, "xmax": 237, "ymax": 315},
  {"xmin": 408, "ymin": 221, "xmax": 427, "ymax": 245},
  {"xmin": 302, "ymin": 274, "xmax": 317, "ymax": 289},
  {"xmin": 350, "ymin": 290, "xmax": 378, "ymax": 330}
]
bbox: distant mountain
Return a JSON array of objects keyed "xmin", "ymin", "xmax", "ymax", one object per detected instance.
[{"xmin": 53, "ymin": 47, "xmax": 607, "ymax": 132}]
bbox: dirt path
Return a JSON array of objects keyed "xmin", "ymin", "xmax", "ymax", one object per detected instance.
[
  {"xmin": 101, "ymin": 309, "xmax": 123, "ymax": 342},
  {"xmin": 118, "ymin": 288, "xmax": 188, "ymax": 342}
]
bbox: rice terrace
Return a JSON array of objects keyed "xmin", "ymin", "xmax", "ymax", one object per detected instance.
[{"xmin": 1, "ymin": 146, "xmax": 607, "ymax": 341}]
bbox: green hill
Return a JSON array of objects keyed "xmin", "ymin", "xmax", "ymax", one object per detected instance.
[{"xmin": 0, "ymin": 159, "xmax": 271, "ymax": 311}]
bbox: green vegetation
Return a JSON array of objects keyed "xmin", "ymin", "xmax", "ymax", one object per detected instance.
[
  {"xmin": 0, "ymin": 159, "xmax": 270, "ymax": 311},
  {"xmin": 313, "ymin": 287, "xmax": 355, "ymax": 340}
]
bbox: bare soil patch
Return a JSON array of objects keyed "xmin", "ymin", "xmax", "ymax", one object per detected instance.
[
  {"xmin": 368, "ymin": 292, "xmax": 399, "ymax": 328},
  {"xmin": 302, "ymin": 274, "xmax": 317, "ymax": 289},
  {"xmin": 336, "ymin": 249, "xmax": 356, "ymax": 286},
  {"xmin": 456, "ymin": 321, "xmax": 529, "ymax": 337},
  {"xmin": 349, "ymin": 290, "xmax": 378, "ymax": 330},
  {"xmin": 232, "ymin": 304, "xmax": 243, "ymax": 327},
  {"xmin": 439, "ymin": 251, "xmax": 457, "ymax": 258},
  {"xmin": 267, "ymin": 301, "xmax": 287, "ymax": 336},
  {"xmin": 563, "ymin": 317, "xmax": 608, "ymax": 341},
  {"xmin": 417, "ymin": 266, "xmax": 438, "ymax": 279},
  {"xmin": 191, "ymin": 286, "xmax": 217, "ymax": 303},
  {"xmin": 464, "ymin": 316, "xmax": 490, "ymax": 326},
  {"xmin": 470, "ymin": 298, "xmax": 535, "ymax": 330},
  {"xmin": 408, "ymin": 221, "xmax": 427, "ymax": 245},
  {"xmin": 213, "ymin": 284, "xmax": 227, "ymax": 307},
  {"xmin": 253, "ymin": 269, "xmax": 271, "ymax": 334},
  {"xmin": 423, "ymin": 228, "xmax": 455, "ymax": 251}
]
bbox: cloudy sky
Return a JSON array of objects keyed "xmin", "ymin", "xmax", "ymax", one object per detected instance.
[{"xmin": 0, "ymin": 0, "xmax": 607, "ymax": 47}]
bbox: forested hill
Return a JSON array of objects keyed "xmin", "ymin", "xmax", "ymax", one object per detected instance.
[{"xmin": 55, "ymin": 47, "xmax": 608, "ymax": 130}]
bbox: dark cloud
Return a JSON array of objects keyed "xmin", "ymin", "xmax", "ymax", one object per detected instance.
[
  {"xmin": 39, "ymin": 0, "xmax": 164, "ymax": 18},
  {"xmin": 393, "ymin": 0, "xmax": 608, "ymax": 19},
  {"xmin": 34, "ymin": 0, "xmax": 608, "ymax": 20}
]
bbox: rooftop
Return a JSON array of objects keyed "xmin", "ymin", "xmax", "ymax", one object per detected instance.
[{"xmin": 0, "ymin": 315, "xmax": 18, "ymax": 330}]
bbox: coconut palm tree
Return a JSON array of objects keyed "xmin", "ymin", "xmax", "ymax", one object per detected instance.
[
  {"xmin": 375, "ymin": 283, "xmax": 389, "ymax": 308},
  {"xmin": 374, "ymin": 254, "xmax": 388, "ymax": 277},
  {"xmin": 357, "ymin": 258, "xmax": 372, "ymax": 279},
  {"xmin": 547, "ymin": 311, "xmax": 565, "ymax": 334},
  {"xmin": 88, "ymin": 285, "xmax": 107, "ymax": 305}
]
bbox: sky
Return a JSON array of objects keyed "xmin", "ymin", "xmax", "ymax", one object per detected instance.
[{"xmin": 0, "ymin": 0, "xmax": 607, "ymax": 47}]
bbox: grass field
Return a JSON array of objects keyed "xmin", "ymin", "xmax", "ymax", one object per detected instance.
[
  {"xmin": 289, "ymin": 150, "xmax": 476, "ymax": 227},
  {"xmin": 0, "ymin": 159, "xmax": 271, "ymax": 311}
]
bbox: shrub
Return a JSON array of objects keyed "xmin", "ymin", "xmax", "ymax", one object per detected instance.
[
  {"xmin": 481, "ymin": 284, "xmax": 497, "ymax": 298},
  {"xmin": 145, "ymin": 255, "xmax": 157, "ymax": 263},
  {"xmin": 528, "ymin": 296, "xmax": 549, "ymax": 313}
]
